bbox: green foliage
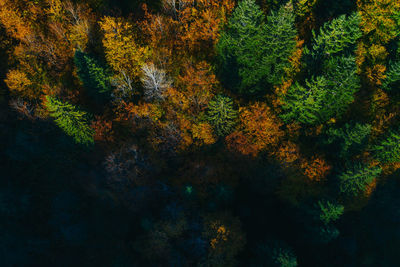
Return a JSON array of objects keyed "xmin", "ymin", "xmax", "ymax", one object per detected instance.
[
  {"xmin": 309, "ymin": 12, "xmax": 362, "ymax": 58},
  {"xmin": 281, "ymin": 76, "xmax": 328, "ymax": 124},
  {"xmin": 338, "ymin": 163, "xmax": 381, "ymax": 196},
  {"xmin": 45, "ymin": 96, "xmax": 94, "ymax": 145},
  {"xmin": 217, "ymin": 0, "xmax": 297, "ymax": 94},
  {"xmin": 207, "ymin": 95, "xmax": 238, "ymax": 136},
  {"xmin": 272, "ymin": 246, "xmax": 298, "ymax": 267},
  {"xmin": 373, "ymin": 129, "xmax": 400, "ymax": 163},
  {"xmin": 256, "ymin": 241, "xmax": 298, "ymax": 267},
  {"xmin": 316, "ymin": 225, "xmax": 340, "ymax": 243},
  {"xmin": 74, "ymin": 50, "xmax": 111, "ymax": 94},
  {"xmin": 263, "ymin": 3, "xmax": 297, "ymax": 85},
  {"xmin": 316, "ymin": 200, "xmax": 344, "ymax": 224},
  {"xmin": 324, "ymin": 122, "xmax": 371, "ymax": 158},
  {"xmin": 282, "ymin": 56, "xmax": 360, "ymax": 124},
  {"xmin": 258, "ymin": 0, "xmax": 287, "ymax": 11},
  {"xmin": 382, "ymin": 61, "xmax": 400, "ymax": 91}
]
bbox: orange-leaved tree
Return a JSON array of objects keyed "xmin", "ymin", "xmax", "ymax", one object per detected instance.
[{"xmin": 226, "ymin": 102, "xmax": 284, "ymax": 156}]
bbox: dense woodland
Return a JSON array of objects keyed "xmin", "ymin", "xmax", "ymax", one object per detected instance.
[{"xmin": 1, "ymin": 0, "xmax": 400, "ymax": 266}]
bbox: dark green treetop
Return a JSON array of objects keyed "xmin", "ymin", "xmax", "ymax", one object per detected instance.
[
  {"xmin": 338, "ymin": 163, "xmax": 382, "ymax": 196},
  {"xmin": 373, "ymin": 129, "xmax": 400, "ymax": 164},
  {"xmin": 316, "ymin": 200, "xmax": 344, "ymax": 225},
  {"xmin": 382, "ymin": 61, "xmax": 400, "ymax": 91},
  {"xmin": 324, "ymin": 122, "xmax": 371, "ymax": 158},
  {"xmin": 74, "ymin": 50, "xmax": 111, "ymax": 94},
  {"xmin": 216, "ymin": 0, "xmax": 297, "ymax": 95}
]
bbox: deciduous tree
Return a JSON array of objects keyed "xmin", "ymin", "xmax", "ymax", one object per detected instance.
[
  {"xmin": 99, "ymin": 16, "xmax": 150, "ymax": 79},
  {"xmin": 141, "ymin": 62, "xmax": 171, "ymax": 102},
  {"xmin": 226, "ymin": 102, "xmax": 283, "ymax": 156}
]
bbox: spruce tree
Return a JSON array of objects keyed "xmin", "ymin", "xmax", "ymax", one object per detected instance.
[
  {"xmin": 338, "ymin": 163, "xmax": 381, "ymax": 196},
  {"xmin": 45, "ymin": 96, "xmax": 94, "ymax": 145},
  {"xmin": 216, "ymin": 0, "xmax": 297, "ymax": 95},
  {"xmin": 382, "ymin": 61, "xmax": 400, "ymax": 91},
  {"xmin": 272, "ymin": 246, "xmax": 298, "ymax": 267},
  {"xmin": 308, "ymin": 12, "xmax": 362, "ymax": 58},
  {"xmin": 324, "ymin": 122, "xmax": 371, "ymax": 158},
  {"xmin": 255, "ymin": 241, "xmax": 298, "ymax": 267},
  {"xmin": 281, "ymin": 76, "xmax": 328, "ymax": 124},
  {"xmin": 373, "ymin": 129, "xmax": 400, "ymax": 163},
  {"xmin": 74, "ymin": 50, "xmax": 111, "ymax": 94},
  {"xmin": 263, "ymin": 2, "xmax": 298, "ymax": 86},
  {"xmin": 282, "ymin": 56, "xmax": 359, "ymax": 124},
  {"xmin": 316, "ymin": 225, "xmax": 340, "ymax": 244},
  {"xmin": 207, "ymin": 95, "xmax": 238, "ymax": 136},
  {"xmin": 316, "ymin": 200, "xmax": 344, "ymax": 225}
]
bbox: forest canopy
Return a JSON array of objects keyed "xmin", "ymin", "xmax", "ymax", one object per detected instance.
[{"xmin": 1, "ymin": 0, "xmax": 400, "ymax": 266}]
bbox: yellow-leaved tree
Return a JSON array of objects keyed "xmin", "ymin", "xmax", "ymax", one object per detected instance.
[{"xmin": 100, "ymin": 16, "xmax": 150, "ymax": 80}]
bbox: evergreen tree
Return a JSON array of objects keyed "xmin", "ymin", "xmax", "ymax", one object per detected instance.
[
  {"xmin": 281, "ymin": 76, "xmax": 328, "ymax": 124},
  {"xmin": 263, "ymin": 2, "xmax": 298, "ymax": 85},
  {"xmin": 282, "ymin": 56, "xmax": 359, "ymax": 124},
  {"xmin": 216, "ymin": 0, "xmax": 297, "ymax": 95},
  {"xmin": 255, "ymin": 241, "xmax": 298, "ymax": 267},
  {"xmin": 308, "ymin": 12, "xmax": 362, "ymax": 58},
  {"xmin": 316, "ymin": 224, "xmax": 340, "ymax": 244},
  {"xmin": 324, "ymin": 122, "xmax": 371, "ymax": 158},
  {"xmin": 382, "ymin": 61, "xmax": 400, "ymax": 91},
  {"xmin": 271, "ymin": 246, "xmax": 298, "ymax": 267},
  {"xmin": 316, "ymin": 200, "xmax": 344, "ymax": 225},
  {"xmin": 74, "ymin": 50, "xmax": 111, "ymax": 94},
  {"xmin": 338, "ymin": 163, "xmax": 381, "ymax": 196},
  {"xmin": 373, "ymin": 129, "xmax": 400, "ymax": 163},
  {"xmin": 45, "ymin": 96, "xmax": 94, "ymax": 145},
  {"xmin": 207, "ymin": 95, "xmax": 238, "ymax": 136}
]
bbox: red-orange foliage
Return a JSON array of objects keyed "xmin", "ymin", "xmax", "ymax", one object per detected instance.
[
  {"xmin": 300, "ymin": 156, "xmax": 331, "ymax": 182},
  {"xmin": 141, "ymin": 0, "xmax": 234, "ymax": 62},
  {"xmin": 92, "ymin": 116, "xmax": 114, "ymax": 142},
  {"xmin": 226, "ymin": 103, "xmax": 284, "ymax": 156},
  {"xmin": 174, "ymin": 61, "xmax": 218, "ymax": 115}
]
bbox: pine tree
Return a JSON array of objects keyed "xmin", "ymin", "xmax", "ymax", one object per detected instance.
[
  {"xmin": 45, "ymin": 96, "xmax": 94, "ymax": 145},
  {"xmin": 382, "ymin": 61, "xmax": 400, "ymax": 91},
  {"xmin": 216, "ymin": 0, "xmax": 297, "ymax": 94},
  {"xmin": 373, "ymin": 129, "xmax": 400, "ymax": 163},
  {"xmin": 338, "ymin": 163, "xmax": 381, "ymax": 196},
  {"xmin": 207, "ymin": 95, "xmax": 238, "ymax": 136},
  {"xmin": 308, "ymin": 12, "xmax": 362, "ymax": 58},
  {"xmin": 74, "ymin": 50, "xmax": 111, "ymax": 94},
  {"xmin": 316, "ymin": 200, "xmax": 344, "ymax": 225}
]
